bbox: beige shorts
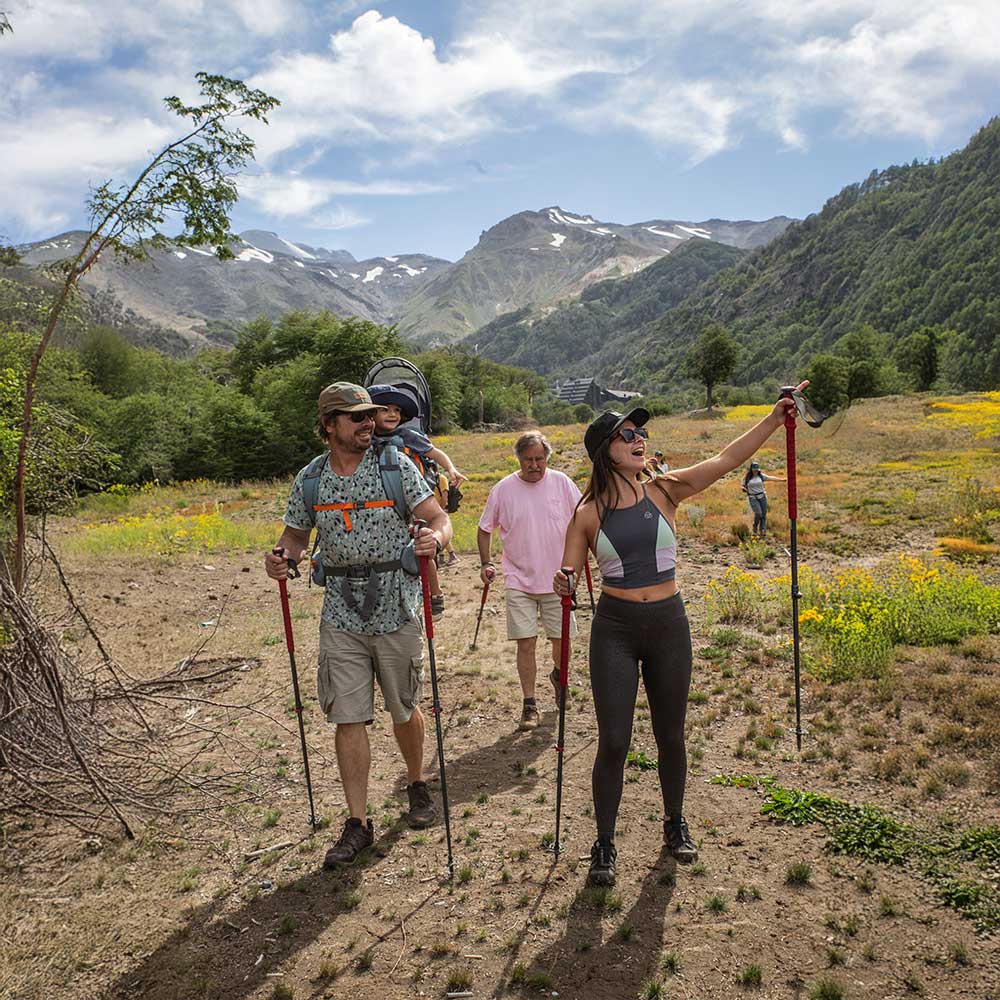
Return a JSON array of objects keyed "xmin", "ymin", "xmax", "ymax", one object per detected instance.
[
  {"xmin": 317, "ymin": 619, "xmax": 424, "ymax": 725},
  {"xmin": 506, "ymin": 589, "xmax": 578, "ymax": 641}
]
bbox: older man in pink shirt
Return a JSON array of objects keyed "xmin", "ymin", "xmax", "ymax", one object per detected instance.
[{"xmin": 478, "ymin": 430, "xmax": 582, "ymax": 730}]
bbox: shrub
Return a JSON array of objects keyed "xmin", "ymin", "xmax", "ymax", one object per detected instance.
[{"xmin": 706, "ymin": 566, "xmax": 766, "ymax": 625}]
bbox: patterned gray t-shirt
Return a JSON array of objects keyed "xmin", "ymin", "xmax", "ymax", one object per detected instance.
[{"xmin": 284, "ymin": 448, "xmax": 432, "ymax": 635}]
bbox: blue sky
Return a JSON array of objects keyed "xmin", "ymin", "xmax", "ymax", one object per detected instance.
[{"xmin": 2, "ymin": 0, "xmax": 999, "ymax": 262}]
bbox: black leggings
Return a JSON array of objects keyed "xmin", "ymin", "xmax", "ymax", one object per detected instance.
[{"xmin": 589, "ymin": 591, "xmax": 693, "ymax": 837}]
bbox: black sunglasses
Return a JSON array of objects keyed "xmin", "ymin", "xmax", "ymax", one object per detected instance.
[
  {"xmin": 334, "ymin": 409, "xmax": 378, "ymax": 423},
  {"xmin": 616, "ymin": 426, "xmax": 649, "ymax": 443}
]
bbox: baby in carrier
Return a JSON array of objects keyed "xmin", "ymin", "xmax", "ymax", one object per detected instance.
[{"xmin": 368, "ymin": 383, "xmax": 467, "ymax": 616}]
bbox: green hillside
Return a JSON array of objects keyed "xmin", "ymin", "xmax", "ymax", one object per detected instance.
[
  {"xmin": 469, "ymin": 239, "xmax": 746, "ymax": 375},
  {"xmin": 586, "ymin": 118, "xmax": 1000, "ymax": 391}
]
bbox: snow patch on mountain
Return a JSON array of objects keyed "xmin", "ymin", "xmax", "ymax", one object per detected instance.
[
  {"xmin": 548, "ymin": 208, "xmax": 596, "ymax": 226},
  {"xmin": 293, "ymin": 260, "xmax": 305, "ymax": 268},
  {"xmin": 173, "ymin": 251, "xmax": 187, "ymax": 259},
  {"xmin": 550, "ymin": 233, "xmax": 566, "ymax": 248},
  {"xmin": 397, "ymin": 264, "xmax": 421, "ymax": 277},
  {"xmin": 363, "ymin": 267, "xmax": 383, "ymax": 282},
  {"xmin": 236, "ymin": 247, "xmax": 274, "ymax": 263},
  {"xmin": 384, "ymin": 256, "xmax": 399, "ymax": 263},
  {"xmin": 279, "ymin": 237, "xmax": 316, "ymax": 259},
  {"xmin": 676, "ymin": 225, "xmax": 711, "ymax": 238}
]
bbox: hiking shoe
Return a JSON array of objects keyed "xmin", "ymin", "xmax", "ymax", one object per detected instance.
[
  {"xmin": 430, "ymin": 594, "xmax": 445, "ymax": 619},
  {"xmin": 587, "ymin": 839, "xmax": 617, "ymax": 887},
  {"xmin": 446, "ymin": 551, "xmax": 460, "ymax": 567},
  {"xmin": 323, "ymin": 818, "xmax": 374, "ymax": 868},
  {"xmin": 549, "ymin": 668, "xmax": 562, "ymax": 701},
  {"xmin": 518, "ymin": 700, "xmax": 540, "ymax": 731},
  {"xmin": 663, "ymin": 816, "xmax": 698, "ymax": 863},
  {"xmin": 405, "ymin": 781, "xmax": 436, "ymax": 829}
]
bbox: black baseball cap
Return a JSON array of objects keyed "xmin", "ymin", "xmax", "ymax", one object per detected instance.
[{"xmin": 584, "ymin": 407, "xmax": 650, "ymax": 460}]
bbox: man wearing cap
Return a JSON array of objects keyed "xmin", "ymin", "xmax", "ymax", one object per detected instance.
[
  {"xmin": 265, "ymin": 382, "xmax": 453, "ymax": 868},
  {"xmin": 477, "ymin": 430, "xmax": 581, "ymax": 730}
]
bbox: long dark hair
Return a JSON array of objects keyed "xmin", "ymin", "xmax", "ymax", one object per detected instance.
[
  {"xmin": 742, "ymin": 463, "xmax": 760, "ymax": 488},
  {"xmin": 575, "ymin": 435, "xmax": 641, "ymax": 526}
]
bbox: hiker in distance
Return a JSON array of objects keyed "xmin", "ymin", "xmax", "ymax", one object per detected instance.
[
  {"xmin": 555, "ymin": 382, "xmax": 808, "ymax": 887},
  {"xmin": 264, "ymin": 382, "xmax": 453, "ymax": 868},
  {"xmin": 741, "ymin": 460, "xmax": 785, "ymax": 537},
  {"xmin": 369, "ymin": 382, "xmax": 467, "ymax": 617},
  {"xmin": 478, "ymin": 431, "xmax": 582, "ymax": 731}
]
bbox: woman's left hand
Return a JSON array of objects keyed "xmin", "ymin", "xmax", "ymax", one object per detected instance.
[{"xmin": 770, "ymin": 380, "xmax": 810, "ymax": 423}]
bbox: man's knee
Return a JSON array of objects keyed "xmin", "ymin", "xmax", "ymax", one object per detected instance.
[{"xmin": 516, "ymin": 637, "xmax": 537, "ymax": 653}]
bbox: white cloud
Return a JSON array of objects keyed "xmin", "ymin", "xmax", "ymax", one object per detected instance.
[
  {"xmin": 302, "ymin": 206, "xmax": 372, "ymax": 230},
  {"xmin": 240, "ymin": 173, "xmax": 447, "ymax": 217}
]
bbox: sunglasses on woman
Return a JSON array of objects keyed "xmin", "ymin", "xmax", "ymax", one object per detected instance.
[
  {"xmin": 335, "ymin": 409, "xmax": 378, "ymax": 423},
  {"xmin": 616, "ymin": 427, "xmax": 649, "ymax": 443}
]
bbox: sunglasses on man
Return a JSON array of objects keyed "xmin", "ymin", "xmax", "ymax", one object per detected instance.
[
  {"xmin": 334, "ymin": 409, "xmax": 379, "ymax": 423},
  {"xmin": 616, "ymin": 427, "xmax": 649, "ymax": 443}
]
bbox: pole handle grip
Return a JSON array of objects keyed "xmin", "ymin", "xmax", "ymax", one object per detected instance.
[{"xmin": 273, "ymin": 547, "xmax": 295, "ymax": 654}]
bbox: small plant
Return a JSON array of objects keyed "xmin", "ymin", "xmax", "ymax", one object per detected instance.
[
  {"xmin": 826, "ymin": 947, "xmax": 845, "ymax": 967},
  {"xmin": 640, "ymin": 980, "xmax": 665, "ymax": 999},
  {"xmin": 617, "ymin": 921, "xmax": 635, "ymax": 941},
  {"xmin": 313, "ymin": 959, "xmax": 340, "ymax": 981},
  {"xmin": 706, "ymin": 894, "xmax": 727, "ymax": 913},
  {"xmin": 738, "ymin": 963, "xmax": 763, "ymax": 988},
  {"xmin": 878, "ymin": 895, "xmax": 901, "ymax": 917},
  {"xmin": 446, "ymin": 969, "xmax": 473, "ymax": 991},
  {"xmin": 271, "ymin": 985, "xmax": 293, "ymax": 1000},
  {"xmin": 947, "ymin": 941, "xmax": 969, "ymax": 966},
  {"xmin": 342, "ymin": 890, "xmax": 362, "ymax": 910},
  {"xmin": 626, "ymin": 749, "xmax": 657, "ymax": 770},
  {"xmin": 785, "ymin": 862, "xmax": 812, "ymax": 886},
  {"xmin": 456, "ymin": 865, "xmax": 473, "ymax": 884},
  {"xmin": 356, "ymin": 948, "xmax": 374, "ymax": 972},
  {"xmin": 808, "ymin": 979, "xmax": 845, "ymax": 1000},
  {"xmin": 262, "ymin": 808, "xmax": 281, "ymax": 828},
  {"xmin": 902, "ymin": 969, "xmax": 924, "ymax": 993},
  {"xmin": 660, "ymin": 951, "xmax": 681, "ymax": 974}
]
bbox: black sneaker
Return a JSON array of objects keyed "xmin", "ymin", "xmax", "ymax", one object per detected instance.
[
  {"xmin": 405, "ymin": 781, "xmax": 436, "ymax": 829},
  {"xmin": 323, "ymin": 818, "xmax": 374, "ymax": 868},
  {"xmin": 431, "ymin": 594, "xmax": 445, "ymax": 619},
  {"xmin": 518, "ymin": 699, "xmax": 540, "ymax": 731},
  {"xmin": 587, "ymin": 839, "xmax": 617, "ymax": 887},
  {"xmin": 663, "ymin": 816, "xmax": 698, "ymax": 863}
]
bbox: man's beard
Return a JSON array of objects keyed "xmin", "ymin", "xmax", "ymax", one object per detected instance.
[{"xmin": 334, "ymin": 426, "xmax": 371, "ymax": 454}]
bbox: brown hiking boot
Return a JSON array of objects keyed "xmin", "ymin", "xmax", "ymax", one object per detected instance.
[
  {"xmin": 518, "ymin": 699, "xmax": 540, "ymax": 731},
  {"xmin": 430, "ymin": 594, "xmax": 445, "ymax": 619},
  {"xmin": 405, "ymin": 781, "xmax": 436, "ymax": 829},
  {"xmin": 323, "ymin": 818, "xmax": 374, "ymax": 868},
  {"xmin": 587, "ymin": 839, "xmax": 617, "ymax": 887}
]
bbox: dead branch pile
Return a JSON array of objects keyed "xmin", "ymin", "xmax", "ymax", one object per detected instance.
[{"xmin": 0, "ymin": 552, "xmax": 265, "ymax": 839}]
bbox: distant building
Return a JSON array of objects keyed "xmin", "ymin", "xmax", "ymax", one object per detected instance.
[{"xmin": 551, "ymin": 377, "xmax": 642, "ymax": 410}]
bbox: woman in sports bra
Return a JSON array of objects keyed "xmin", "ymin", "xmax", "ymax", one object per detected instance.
[{"xmin": 555, "ymin": 384, "xmax": 808, "ymax": 887}]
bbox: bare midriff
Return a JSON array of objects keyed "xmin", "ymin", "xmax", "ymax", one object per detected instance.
[{"xmin": 601, "ymin": 578, "xmax": 679, "ymax": 603}]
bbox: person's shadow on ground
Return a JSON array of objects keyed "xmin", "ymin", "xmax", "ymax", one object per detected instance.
[
  {"xmin": 489, "ymin": 846, "xmax": 676, "ymax": 1000},
  {"xmin": 104, "ymin": 721, "xmax": 566, "ymax": 1000}
]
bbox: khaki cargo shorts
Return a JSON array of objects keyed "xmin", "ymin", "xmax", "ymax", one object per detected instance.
[
  {"xmin": 317, "ymin": 619, "xmax": 424, "ymax": 725},
  {"xmin": 506, "ymin": 588, "xmax": 578, "ymax": 641}
]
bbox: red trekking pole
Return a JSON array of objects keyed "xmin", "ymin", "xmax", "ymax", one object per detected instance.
[
  {"xmin": 272, "ymin": 547, "xmax": 318, "ymax": 832},
  {"xmin": 583, "ymin": 560, "xmax": 596, "ymax": 613},
  {"xmin": 469, "ymin": 578, "xmax": 491, "ymax": 651},
  {"xmin": 415, "ymin": 523, "xmax": 455, "ymax": 877},
  {"xmin": 553, "ymin": 567, "xmax": 576, "ymax": 858}
]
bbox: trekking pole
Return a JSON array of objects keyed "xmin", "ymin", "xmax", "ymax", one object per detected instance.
[
  {"xmin": 469, "ymin": 578, "xmax": 490, "ymax": 651},
  {"xmin": 415, "ymin": 521, "xmax": 455, "ymax": 878},
  {"xmin": 583, "ymin": 560, "xmax": 596, "ymax": 613},
  {"xmin": 272, "ymin": 547, "xmax": 318, "ymax": 832},
  {"xmin": 553, "ymin": 567, "xmax": 576, "ymax": 858},
  {"xmin": 779, "ymin": 391, "xmax": 804, "ymax": 752}
]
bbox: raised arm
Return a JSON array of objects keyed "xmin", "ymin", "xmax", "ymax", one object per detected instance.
[{"xmin": 666, "ymin": 381, "xmax": 807, "ymax": 505}]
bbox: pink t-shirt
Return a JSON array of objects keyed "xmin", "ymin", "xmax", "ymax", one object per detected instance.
[{"xmin": 478, "ymin": 469, "xmax": 582, "ymax": 594}]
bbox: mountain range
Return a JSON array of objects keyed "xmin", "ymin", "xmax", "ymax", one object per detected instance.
[{"xmin": 15, "ymin": 211, "xmax": 792, "ymax": 351}]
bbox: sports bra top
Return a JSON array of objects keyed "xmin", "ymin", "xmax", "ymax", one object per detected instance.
[{"xmin": 594, "ymin": 487, "xmax": 677, "ymax": 589}]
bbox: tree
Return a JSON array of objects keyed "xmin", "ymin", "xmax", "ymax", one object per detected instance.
[
  {"xmin": 684, "ymin": 323, "xmax": 739, "ymax": 409},
  {"xmin": 0, "ymin": 244, "xmax": 20, "ymax": 266},
  {"xmin": 11, "ymin": 72, "xmax": 279, "ymax": 590},
  {"xmin": 805, "ymin": 353, "xmax": 849, "ymax": 415},
  {"xmin": 893, "ymin": 327, "xmax": 938, "ymax": 391}
]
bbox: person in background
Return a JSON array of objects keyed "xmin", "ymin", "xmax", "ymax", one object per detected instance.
[
  {"xmin": 477, "ymin": 431, "xmax": 582, "ymax": 731},
  {"xmin": 741, "ymin": 460, "xmax": 785, "ymax": 537}
]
